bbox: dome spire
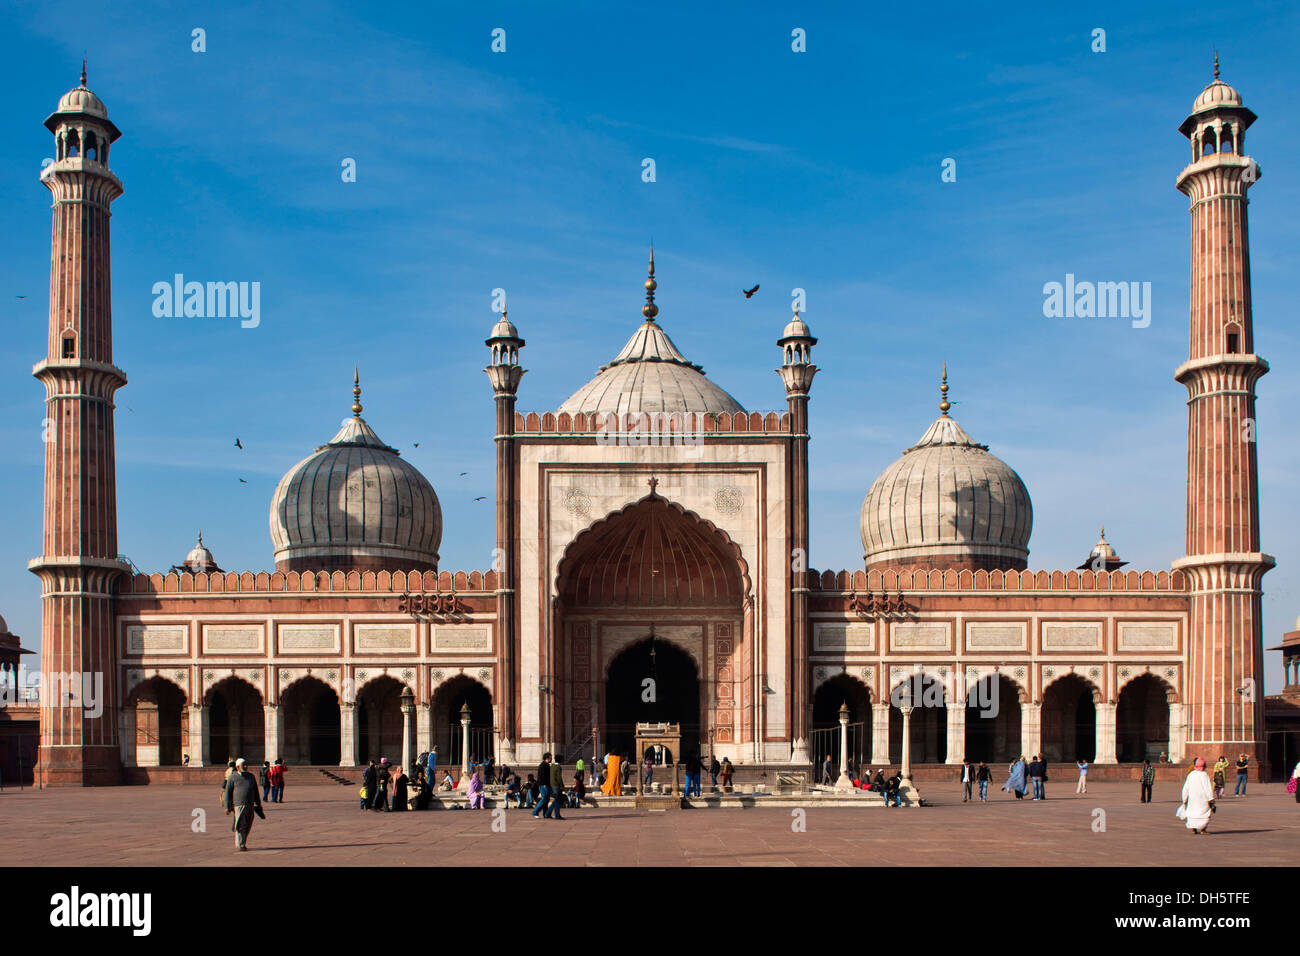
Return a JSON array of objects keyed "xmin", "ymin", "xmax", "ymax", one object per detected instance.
[
  {"xmin": 642, "ymin": 246, "xmax": 659, "ymax": 322},
  {"xmin": 939, "ymin": 363, "xmax": 951, "ymax": 416},
  {"xmin": 351, "ymin": 366, "xmax": 363, "ymax": 417},
  {"xmin": 80, "ymin": 57, "xmax": 87, "ymax": 88},
  {"xmin": 1213, "ymin": 49, "xmax": 1220, "ymax": 80}
]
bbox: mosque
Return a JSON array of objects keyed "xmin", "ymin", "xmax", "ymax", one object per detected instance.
[{"xmin": 25, "ymin": 64, "xmax": 1279, "ymax": 785}]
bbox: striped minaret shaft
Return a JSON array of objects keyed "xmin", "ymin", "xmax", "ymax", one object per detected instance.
[
  {"xmin": 30, "ymin": 70, "xmax": 130, "ymax": 786},
  {"xmin": 1172, "ymin": 64, "xmax": 1274, "ymax": 770}
]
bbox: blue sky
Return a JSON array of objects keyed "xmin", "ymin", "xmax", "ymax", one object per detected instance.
[{"xmin": 1, "ymin": 1, "xmax": 1298, "ymax": 691}]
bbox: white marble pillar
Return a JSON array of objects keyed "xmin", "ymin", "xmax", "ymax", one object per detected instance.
[
  {"xmin": 946, "ymin": 704, "xmax": 966, "ymax": 764},
  {"xmin": 898, "ymin": 705, "xmax": 920, "ymax": 807},
  {"xmin": 417, "ymin": 703, "xmax": 432, "ymax": 757},
  {"xmin": 263, "ymin": 703, "xmax": 282, "ymax": 765},
  {"xmin": 1167, "ymin": 702, "xmax": 1186, "ymax": 763},
  {"xmin": 834, "ymin": 704, "xmax": 853, "ymax": 790},
  {"xmin": 1094, "ymin": 702, "xmax": 1118, "ymax": 764},
  {"xmin": 458, "ymin": 710, "xmax": 472, "ymax": 791},
  {"xmin": 340, "ymin": 703, "xmax": 359, "ymax": 767},
  {"xmin": 1020, "ymin": 701, "xmax": 1042, "ymax": 760},
  {"xmin": 870, "ymin": 702, "xmax": 891, "ymax": 766},
  {"xmin": 401, "ymin": 696, "xmax": 415, "ymax": 775},
  {"xmin": 189, "ymin": 703, "xmax": 208, "ymax": 767}
]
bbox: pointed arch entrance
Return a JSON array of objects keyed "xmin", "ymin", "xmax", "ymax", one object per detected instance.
[
  {"xmin": 553, "ymin": 492, "xmax": 750, "ymax": 763},
  {"xmin": 206, "ymin": 676, "xmax": 265, "ymax": 765},
  {"xmin": 1116, "ymin": 674, "xmax": 1173, "ymax": 762},
  {"xmin": 1042, "ymin": 674, "xmax": 1099, "ymax": 763},
  {"xmin": 431, "ymin": 676, "xmax": 494, "ymax": 767},
  {"xmin": 281, "ymin": 677, "xmax": 340, "ymax": 765},
  {"xmin": 127, "ymin": 676, "xmax": 187, "ymax": 766}
]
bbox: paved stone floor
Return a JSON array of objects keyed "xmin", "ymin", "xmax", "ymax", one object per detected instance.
[{"xmin": 2, "ymin": 780, "xmax": 1297, "ymax": 866}]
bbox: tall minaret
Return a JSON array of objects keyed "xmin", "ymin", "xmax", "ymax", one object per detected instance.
[
  {"xmin": 485, "ymin": 310, "xmax": 525, "ymax": 765},
  {"xmin": 777, "ymin": 310, "xmax": 817, "ymax": 762},
  {"xmin": 30, "ymin": 67, "xmax": 129, "ymax": 786},
  {"xmin": 1172, "ymin": 58, "xmax": 1274, "ymax": 770}
]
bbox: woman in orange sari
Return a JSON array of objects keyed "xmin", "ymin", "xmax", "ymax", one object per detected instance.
[{"xmin": 601, "ymin": 755, "xmax": 622, "ymax": 795}]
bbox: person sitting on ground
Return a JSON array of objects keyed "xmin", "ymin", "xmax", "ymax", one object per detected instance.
[
  {"xmin": 872, "ymin": 769, "xmax": 887, "ymax": 793},
  {"xmin": 439, "ymin": 770, "xmax": 455, "ymax": 791},
  {"xmin": 523, "ymin": 772, "xmax": 538, "ymax": 808},
  {"xmin": 570, "ymin": 770, "xmax": 587, "ymax": 808},
  {"xmin": 884, "ymin": 773, "xmax": 902, "ymax": 807},
  {"xmin": 505, "ymin": 772, "xmax": 524, "ymax": 808}
]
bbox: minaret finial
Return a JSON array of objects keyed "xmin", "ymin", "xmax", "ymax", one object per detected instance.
[
  {"xmin": 1213, "ymin": 49, "xmax": 1220, "ymax": 80},
  {"xmin": 352, "ymin": 366, "xmax": 363, "ymax": 417},
  {"xmin": 938, "ymin": 362, "xmax": 951, "ymax": 416},
  {"xmin": 80, "ymin": 57, "xmax": 87, "ymax": 87},
  {"xmin": 642, "ymin": 245, "xmax": 659, "ymax": 321},
  {"xmin": 198, "ymin": 529, "xmax": 203, "ymax": 546}
]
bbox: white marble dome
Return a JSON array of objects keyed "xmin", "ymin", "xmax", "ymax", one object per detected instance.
[
  {"xmin": 1192, "ymin": 79, "xmax": 1243, "ymax": 113},
  {"xmin": 56, "ymin": 84, "xmax": 108, "ymax": 119},
  {"xmin": 269, "ymin": 413, "xmax": 441, "ymax": 570},
  {"xmin": 860, "ymin": 412, "xmax": 1032, "ymax": 569},
  {"xmin": 558, "ymin": 318, "xmax": 744, "ymax": 417}
]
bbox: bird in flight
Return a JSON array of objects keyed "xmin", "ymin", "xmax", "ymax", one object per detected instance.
[
  {"xmin": 413, "ymin": 442, "xmax": 421, "ymax": 448},
  {"xmin": 473, "ymin": 496, "xmax": 486, "ymax": 501},
  {"xmin": 459, "ymin": 472, "xmax": 468, "ymax": 477},
  {"xmin": 234, "ymin": 438, "xmax": 243, "ymax": 449},
  {"xmin": 239, "ymin": 478, "xmax": 248, "ymax": 484},
  {"xmin": 15, "ymin": 295, "xmax": 26, "ymax": 299},
  {"xmin": 742, "ymin": 284, "xmax": 760, "ymax": 299}
]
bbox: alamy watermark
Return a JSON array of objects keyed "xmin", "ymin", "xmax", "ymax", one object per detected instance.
[
  {"xmin": 1, "ymin": 663, "xmax": 104, "ymax": 718},
  {"xmin": 152, "ymin": 274, "xmax": 260, "ymax": 328},
  {"xmin": 1042, "ymin": 274, "xmax": 1151, "ymax": 329}
]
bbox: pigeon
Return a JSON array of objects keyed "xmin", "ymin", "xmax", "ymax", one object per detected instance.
[
  {"xmin": 474, "ymin": 496, "xmax": 486, "ymax": 501},
  {"xmin": 458, "ymin": 472, "xmax": 468, "ymax": 477},
  {"xmin": 15, "ymin": 295, "xmax": 26, "ymax": 299},
  {"xmin": 742, "ymin": 284, "xmax": 760, "ymax": 299},
  {"xmin": 234, "ymin": 438, "xmax": 242, "ymax": 449},
  {"xmin": 239, "ymin": 478, "xmax": 248, "ymax": 484},
  {"xmin": 413, "ymin": 442, "xmax": 421, "ymax": 448}
]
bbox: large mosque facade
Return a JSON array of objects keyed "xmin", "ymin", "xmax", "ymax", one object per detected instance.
[{"xmin": 30, "ymin": 67, "xmax": 1274, "ymax": 785}]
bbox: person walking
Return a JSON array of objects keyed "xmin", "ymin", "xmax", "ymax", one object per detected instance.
[
  {"xmin": 220, "ymin": 759, "xmax": 236, "ymax": 810},
  {"xmin": 685, "ymin": 753, "xmax": 702, "ymax": 797},
  {"xmin": 1002, "ymin": 756, "xmax": 1028, "ymax": 800},
  {"xmin": 259, "ymin": 760, "xmax": 272, "ymax": 802},
  {"xmin": 1233, "ymin": 753, "xmax": 1250, "ymax": 796},
  {"xmin": 362, "ymin": 760, "xmax": 377, "ymax": 809},
  {"xmin": 1140, "ymin": 759, "xmax": 1155, "ymax": 803},
  {"xmin": 1028, "ymin": 755, "xmax": 1045, "ymax": 800},
  {"xmin": 960, "ymin": 758, "xmax": 974, "ymax": 802},
  {"xmin": 821, "ymin": 754, "xmax": 834, "ymax": 785},
  {"xmin": 223, "ymin": 758, "xmax": 265, "ymax": 852},
  {"xmin": 532, "ymin": 753, "xmax": 553, "ymax": 818},
  {"xmin": 548, "ymin": 755, "xmax": 566, "ymax": 819},
  {"xmin": 976, "ymin": 761, "xmax": 991, "ymax": 802},
  {"xmin": 268, "ymin": 758, "xmax": 286, "ymax": 803},
  {"xmin": 1179, "ymin": 757, "xmax": 1215, "ymax": 834},
  {"xmin": 1075, "ymin": 758, "xmax": 1088, "ymax": 794},
  {"xmin": 709, "ymin": 755, "xmax": 721, "ymax": 791},
  {"xmin": 642, "ymin": 752, "xmax": 654, "ymax": 791},
  {"xmin": 1212, "ymin": 756, "xmax": 1228, "ymax": 798},
  {"xmin": 720, "ymin": 757, "xmax": 734, "ymax": 792}
]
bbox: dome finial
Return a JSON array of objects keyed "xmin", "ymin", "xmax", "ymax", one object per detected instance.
[
  {"xmin": 642, "ymin": 245, "xmax": 659, "ymax": 321},
  {"xmin": 197, "ymin": 529, "xmax": 203, "ymax": 546},
  {"xmin": 80, "ymin": 57, "xmax": 87, "ymax": 88},
  {"xmin": 938, "ymin": 362, "xmax": 951, "ymax": 415},
  {"xmin": 1213, "ymin": 49, "xmax": 1220, "ymax": 80},
  {"xmin": 352, "ymin": 366, "xmax": 363, "ymax": 417}
]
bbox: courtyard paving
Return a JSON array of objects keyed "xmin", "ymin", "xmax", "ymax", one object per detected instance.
[{"xmin": 1, "ymin": 779, "xmax": 1297, "ymax": 867}]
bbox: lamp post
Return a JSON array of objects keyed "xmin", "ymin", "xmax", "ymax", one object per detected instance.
[
  {"xmin": 458, "ymin": 702, "xmax": 471, "ymax": 791},
  {"xmin": 399, "ymin": 686, "xmax": 415, "ymax": 779},
  {"xmin": 834, "ymin": 701, "xmax": 854, "ymax": 791},
  {"xmin": 897, "ymin": 683, "xmax": 921, "ymax": 807}
]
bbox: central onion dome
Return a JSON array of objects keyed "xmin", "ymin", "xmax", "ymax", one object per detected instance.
[
  {"xmin": 860, "ymin": 369, "xmax": 1032, "ymax": 572},
  {"xmin": 269, "ymin": 371, "xmax": 442, "ymax": 572},
  {"xmin": 557, "ymin": 250, "xmax": 744, "ymax": 417}
]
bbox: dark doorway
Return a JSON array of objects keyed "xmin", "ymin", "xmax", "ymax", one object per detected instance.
[
  {"xmin": 206, "ymin": 677, "xmax": 264, "ymax": 765},
  {"xmin": 281, "ymin": 677, "xmax": 340, "ymax": 765},
  {"xmin": 1042, "ymin": 675, "xmax": 1097, "ymax": 763},
  {"xmin": 888, "ymin": 674, "xmax": 947, "ymax": 764},
  {"xmin": 1116, "ymin": 674, "xmax": 1170, "ymax": 762},
  {"xmin": 964, "ymin": 675, "xmax": 1023, "ymax": 764},
  {"xmin": 356, "ymin": 676, "xmax": 405, "ymax": 765},
  {"xmin": 131, "ymin": 677, "xmax": 187, "ymax": 766},
  {"xmin": 811, "ymin": 675, "xmax": 871, "ymax": 774},
  {"xmin": 605, "ymin": 637, "xmax": 700, "ymax": 760},
  {"xmin": 432, "ymin": 676, "xmax": 494, "ymax": 768}
]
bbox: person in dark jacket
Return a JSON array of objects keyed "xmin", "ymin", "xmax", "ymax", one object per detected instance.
[
  {"xmin": 872, "ymin": 769, "xmax": 887, "ymax": 793},
  {"xmin": 959, "ymin": 758, "xmax": 974, "ymax": 802},
  {"xmin": 709, "ymin": 756, "xmax": 721, "ymax": 791},
  {"xmin": 374, "ymin": 758, "xmax": 392, "ymax": 812},
  {"xmin": 884, "ymin": 773, "xmax": 901, "ymax": 807},
  {"xmin": 224, "ymin": 758, "xmax": 265, "ymax": 851},
  {"xmin": 1028, "ymin": 756, "xmax": 1045, "ymax": 800},
  {"xmin": 685, "ymin": 753, "xmax": 702, "ymax": 797},
  {"xmin": 1140, "ymin": 760, "xmax": 1156, "ymax": 803},
  {"xmin": 259, "ymin": 761, "xmax": 272, "ymax": 802},
  {"xmin": 976, "ymin": 761, "xmax": 992, "ymax": 802},
  {"xmin": 532, "ymin": 754, "xmax": 553, "ymax": 818},
  {"xmin": 548, "ymin": 757, "xmax": 566, "ymax": 819},
  {"xmin": 362, "ymin": 761, "xmax": 377, "ymax": 810}
]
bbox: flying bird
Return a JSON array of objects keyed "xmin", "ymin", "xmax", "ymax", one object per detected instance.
[
  {"xmin": 459, "ymin": 472, "xmax": 468, "ymax": 477},
  {"xmin": 234, "ymin": 438, "xmax": 242, "ymax": 449},
  {"xmin": 239, "ymin": 478, "xmax": 248, "ymax": 484},
  {"xmin": 742, "ymin": 284, "xmax": 760, "ymax": 299},
  {"xmin": 413, "ymin": 442, "xmax": 420, "ymax": 448},
  {"xmin": 474, "ymin": 496, "xmax": 486, "ymax": 501},
  {"xmin": 15, "ymin": 295, "xmax": 26, "ymax": 299}
]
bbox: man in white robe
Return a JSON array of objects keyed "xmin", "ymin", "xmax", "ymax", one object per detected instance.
[{"xmin": 1180, "ymin": 757, "xmax": 1215, "ymax": 833}]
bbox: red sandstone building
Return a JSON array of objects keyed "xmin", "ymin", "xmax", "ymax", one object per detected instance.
[{"xmin": 25, "ymin": 66, "xmax": 1281, "ymax": 785}]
